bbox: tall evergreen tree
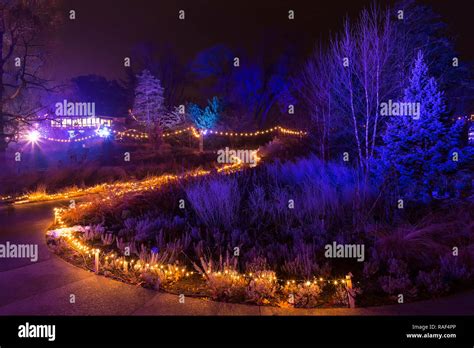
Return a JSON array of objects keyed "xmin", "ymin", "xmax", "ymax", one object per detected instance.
[
  {"xmin": 382, "ymin": 51, "xmax": 449, "ymax": 201},
  {"xmin": 133, "ymin": 70, "xmax": 165, "ymax": 131}
]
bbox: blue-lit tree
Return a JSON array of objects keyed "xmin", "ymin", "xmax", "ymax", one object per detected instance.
[
  {"xmin": 382, "ymin": 51, "xmax": 465, "ymax": 202},
  {"xmin": 188, "ymin": 97, "xmax": 221, "ymax": 130},
  {"xmin": 228, "ymin": 52, "xmax": 293, "ymax": 126}
]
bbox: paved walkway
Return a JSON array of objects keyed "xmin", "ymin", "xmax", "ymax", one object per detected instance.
[{"xmin": 1, "ymin": 201, "xmax": 473, "ymax": 315}]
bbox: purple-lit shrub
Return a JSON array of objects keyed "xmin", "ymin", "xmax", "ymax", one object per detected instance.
[
  {"xmin": 101, "ymin": 233, "xmax": 115, "ymax": 246},
  {"xmin": 439, "ymin": 254, "xmax": 470, "ymax": 283},
  {"xmin": 281, "ymin": 240, "xmax": 326, "ymax": 279},
  {"xmin": 378, "ymin": 258, "xmax": 415, "ymax": 296},
  {"xmin": 82, "ymin": 225, "xmax": 102, "ymax": 241},
  {"xmin": 416, "ymin": 270, "xmax": 449, "ymax": 296},
  {"xmin": 185, "ymin": 176, "xmax": 241, "ymax": 229}
]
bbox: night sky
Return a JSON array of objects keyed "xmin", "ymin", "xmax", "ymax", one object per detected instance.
[{"xmin": 47, "ymin": 0, "xmax": 474, "ymax": 82}]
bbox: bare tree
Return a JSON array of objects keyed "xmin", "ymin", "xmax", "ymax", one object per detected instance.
[
  {"xmin": 0, "ymin": 0, "xmax": 59, "ymax": 163},
  {"xmin": 329, "ymin": 6, "xmax": 394, "ymax": 171},
  {"xmin": 354, "ymin": 5, "xmax": 394, "ymax": 170},
  {"xmin": 332, "ymin": 18, "xmax": 364, "ymax": 167}
]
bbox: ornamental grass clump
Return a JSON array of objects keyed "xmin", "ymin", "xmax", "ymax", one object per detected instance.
[
  {"xmin": 193, "ymin": 254, "xmax": 247, "ymax": 302},
  {"xmin": 185, "ymin": 176, "xmax": 241, "ymax": 230},
  {"xmin": 101, "ymin": 254, "xmax": 187, "ymax": 289},
  {"xmin": 245, "ymin": 270, "xmax": 278, "ymax": 305},
  {"xmin": 205, "ymin": 268, "xmax": 248, "ymax": 302},
  {"xmin": 282, "ymin": 280, "xmax": 323, "ymax": 308}
]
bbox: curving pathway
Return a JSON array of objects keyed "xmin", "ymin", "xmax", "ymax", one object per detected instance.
[{"xmin": 0, "ymin": 201, "xmax": 473, "ymax": 316}]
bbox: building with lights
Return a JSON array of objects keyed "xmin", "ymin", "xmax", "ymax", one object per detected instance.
[{"xmin": 49, "ymin": 115, "xmax": 125, "ymax": 129}]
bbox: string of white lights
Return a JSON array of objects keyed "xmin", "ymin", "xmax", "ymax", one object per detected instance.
[{"xmin": 35, "ymin": 125, "xmax": 307, "ymax": 143}]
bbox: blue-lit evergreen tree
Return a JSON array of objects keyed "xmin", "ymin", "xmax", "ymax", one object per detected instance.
[
  {"xmin": 188, "ymin": 97, "xmax": 221, "ymax": 130},
  {"xmin": 382, "ymin": 51, "xmax": 455, "ymax": 202}
]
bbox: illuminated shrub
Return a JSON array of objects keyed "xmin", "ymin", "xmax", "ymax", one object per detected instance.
[
  {"xmin": 282, "ymin": 280, "xmax": 323, "ymax": 308},
  {"xmin": 205, "ymin": 269, "xmax": 247, "ymax": 302},
  {"xmin": 245, "ymin": 271, "xmax": 278, "ymax": 305}
]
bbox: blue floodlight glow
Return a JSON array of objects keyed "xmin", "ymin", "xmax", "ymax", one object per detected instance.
[{"xmin": 95, "ymin": 126, "xmax": 111, "ymax": 138}]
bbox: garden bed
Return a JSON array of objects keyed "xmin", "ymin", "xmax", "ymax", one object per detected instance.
[{"xmin": 46, "ymin": 153, "xmax": 474, "ymax": 308}]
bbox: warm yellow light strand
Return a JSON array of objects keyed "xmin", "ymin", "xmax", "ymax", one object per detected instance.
[
  {"xmin": 50, "ymin": 207, "xmax": 348, "ymax": 287},
  {"xmin": 38, "ymin": 125, "xmax": 307, "ymax": 143}
]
